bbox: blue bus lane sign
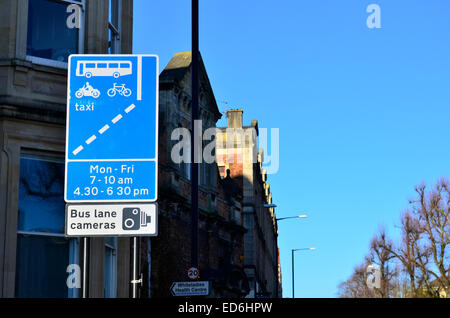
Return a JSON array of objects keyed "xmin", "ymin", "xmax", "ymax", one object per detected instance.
[{"xmin": 64, "ymin": 55, "xmax": 158, "ymax": 203}]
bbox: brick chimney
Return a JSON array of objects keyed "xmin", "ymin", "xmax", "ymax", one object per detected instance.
[{"xmin": 226, "ymin": 109, "xmax": 243, "ymax": 128}]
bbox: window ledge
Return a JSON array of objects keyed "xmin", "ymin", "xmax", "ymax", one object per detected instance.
[{"xmin": 26, "ymin": 56, "xmax": 68, "ymax": 70}]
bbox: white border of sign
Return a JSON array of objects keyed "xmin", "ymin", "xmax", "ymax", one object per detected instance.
[
  {"xmin": 170, "ymin": 281, "xmax": 210, "ymax": 297},
  {"xmin": 64, "ymin": 54, "xmax": 159, "ymax": 203},
  {"xmin": 65, "ymin": 203, "xmax": 159, "ymax": 237}
]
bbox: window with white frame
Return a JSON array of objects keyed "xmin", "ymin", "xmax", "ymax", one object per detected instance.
[{"xmin": 26, "ymin": 0, "xmax": 85, "ymax": 66}]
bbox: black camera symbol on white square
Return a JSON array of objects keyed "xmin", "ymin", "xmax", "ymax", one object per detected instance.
[{"xmin": 122, "ymin": 208, "xmax": 151, "ymax": 231}]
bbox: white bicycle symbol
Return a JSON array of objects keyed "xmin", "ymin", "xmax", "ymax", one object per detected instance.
[
  {"xmin": 107, "ymin": 83, "xmax": 132, "ymax": 97},
  {"xmin": 75, "ymin": 82, "xmax": 100, "ymax": 98}
]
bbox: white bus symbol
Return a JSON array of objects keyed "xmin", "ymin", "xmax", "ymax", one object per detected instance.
[{"xmin": 76, "ymin": 61, "xmax": 132, "ymax": 78}]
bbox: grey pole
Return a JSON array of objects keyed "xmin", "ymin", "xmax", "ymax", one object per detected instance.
[
  {"xmin": 291, "ymin": 248, "xmax": 316, "ymax": 299},
  {"xmin": 132, "ymin": 236, "xmax": 138, "ymax": 298},
  {"xmin": 190, "ymin": 0, "xmax": 199, "ymax": 268},
  {"xmin": 82, "ymin": 237, "xmax": 89, "ymax": 298},
  {"xmin": 292, "ymin": 249, "xmax": 295, "ymax": 298}
]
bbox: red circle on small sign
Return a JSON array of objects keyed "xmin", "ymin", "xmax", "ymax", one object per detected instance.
[{"xmin": 186, "ymin": 266, "xmax": 200, "ymax": 280}]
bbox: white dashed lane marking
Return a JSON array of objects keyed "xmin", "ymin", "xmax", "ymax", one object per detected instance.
[
  {"xmin": 99, "ymin": 124, "xmax": 110, "ymax": 134},
  {"xmin": 73, "ymin": 145, "xmax": 84, "ymax": 156},
  {"xmin": 72, "ymin": 104, "xmax": 136, "ymax": 156},
  {"xmin": 85, "ymin": 135, "xmax": 97, "ymax": 145},
  {"xmin": 112, "ymin": 114, "xmax": 123, "ymax": 124},
  {"xmin": 125, "ymin": 104, "xmax": 135, "ymax": 113}
]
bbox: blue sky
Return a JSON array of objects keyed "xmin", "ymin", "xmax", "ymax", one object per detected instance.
[{"xmin": 133, "ymin": 1, "xmax": 450, "ymax": 297}]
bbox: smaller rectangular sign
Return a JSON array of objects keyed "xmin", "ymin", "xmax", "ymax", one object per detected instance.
[
  {"xmin": 66, "ymin": 203, "xmax": 157, "ymax": 237},
  {"xmin": 171, "ymin": 281, "xmax": 210, "ymax": 297}
]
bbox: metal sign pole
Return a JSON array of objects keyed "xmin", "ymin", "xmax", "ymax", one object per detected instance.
[
  {"xmin": 82, "ymin": 237, "xmax": 89, "ymax": 298},
  {"xmin": 131, "ymin": 236, "xmax": 139, "ymax": 298},
  {"xmin": 190, "ymin": 0, "xmax": 199, "ymax": 269}
]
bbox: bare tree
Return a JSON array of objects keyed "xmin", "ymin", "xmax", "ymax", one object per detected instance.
[
  {"xmin": 368, "ymin": 227, "xmax": 397, "ymax": 297},
  {"xmin": 338, "ymin": 179, "xmax": 450, "ymax": 298},
  {"xmin": 379, "ymin": 211, "xmax": 428, "ymax": 297},
  {"xmin": 410, "ymin": 180, "xmax": 450, "ymax": 296},
  {"xmin": 439, "ymin": 179, "xmax": 450, "ymax": 242},
  {"xmin": 378, "ymin": 180, "xmax": 449, "ymax": 297},
  {"xmin": 337, "ymin": 259, "xmax": 375, "ymax": 298}
]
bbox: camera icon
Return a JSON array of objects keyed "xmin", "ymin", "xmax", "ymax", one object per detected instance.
[{"xmin": 122, "ymin": 207, "xmax": 151, "ymax": 231}]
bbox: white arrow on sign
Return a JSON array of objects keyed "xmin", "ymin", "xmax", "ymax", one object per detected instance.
[{"xmin": 170, "ymin": 281, "xmax": 209, "ymax": 297}]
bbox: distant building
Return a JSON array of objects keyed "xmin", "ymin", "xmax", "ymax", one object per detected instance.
[
  {"xmin": 426, "ymin": 279, "xmax": 448, "ymax": 298},
  {"xmin": 216, "ymin": 110, "xmax": 280, "ymax": 298},
  {"xmin": 148, "ymin": 52, "xmax": 249, "ymax": 297},
  {"xmin": 278, "ymin": 248, "xmax": 283, "ymax": 297},
  {"xmin": 0, "ymin": 0, "xmax": 134, "ymax": 298}
]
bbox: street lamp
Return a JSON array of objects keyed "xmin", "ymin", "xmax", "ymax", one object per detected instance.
[
  {"xmin": 264, "ymin": 203, "xmax": 311, "ymax": 297},
  {"xmin": 263, "ymin": 204, "xmax": 308, "ymax": 222},
  {"xmin": 276, "ymin": 215, "xmax": 308, "ymax": 221},
  {"xmin": 292, "ymin": 248, "xmax": 316, "ymax": 298}
]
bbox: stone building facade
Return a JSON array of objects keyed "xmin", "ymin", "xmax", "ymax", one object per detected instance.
[
  {"xmin": 0, "ymin": 0, "xmax": 278, "ymax": 298},
  {"xmin": 216, "ymin": 110, "xmax": 279, "ymax": 298},
  {"xmin": 0, "ymin": 0, "xmax": 133, "ymax": 298},
  {"xmin": 147, "ymin": 52, "xmax": 250, "ymax": 297}
]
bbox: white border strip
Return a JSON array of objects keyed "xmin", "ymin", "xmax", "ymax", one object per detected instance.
[{"xmin": 137, "ymin": 56, "xmax": 142, "ymax": 101}]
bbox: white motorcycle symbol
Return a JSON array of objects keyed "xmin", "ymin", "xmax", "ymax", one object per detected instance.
[
  {"xmin": 75, "ymin": 82, "xmax": 100, "ymax": 99},
  {"xmin": 107, "ymin": 83, "xmax": 132, "ymax": 97}
]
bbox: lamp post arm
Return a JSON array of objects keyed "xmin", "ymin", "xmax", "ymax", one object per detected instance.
[
  {"xmin": 276, "ymin": 215, "xmax": 307, "ymax": 222},
  {"xmin": 291, "ymin": 247, "xmax": 316, "ymax": 298}
]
